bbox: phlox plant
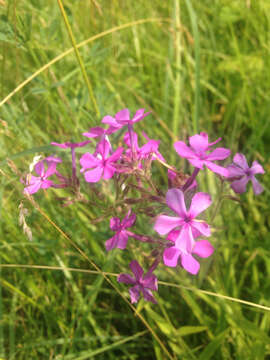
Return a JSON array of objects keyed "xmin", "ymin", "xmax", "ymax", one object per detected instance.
[{"xmin": 22, "ymin": 108, "xmax": 265, "ymax": 304}]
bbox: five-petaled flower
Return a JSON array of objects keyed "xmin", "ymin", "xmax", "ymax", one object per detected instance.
[
  {"xmin": 102, "ymin": 108, "xmax": 151, "ymax": 131},
  {"xmin": 154, "ymin": 188, "xmax": 212, "ymax": 252},
  {"xmin": 24, "ymin": 157, "xmax": 61, "ymax": 194},
  {"xmin": 174, "ymin": 132, "xmax": 230, "ymax": 177},
  {"xmin": 118, "ymin": 260, "xmax": 158, "ymax": 303},
  {"xmin": 105, "ymin": 211, "xmax": 136, "ymax": 251},
  {"xmin": 227, "ymin": 153, "xmax": 265, "ymax": 195},
  {"xmin": 163, "ymin": 230, "xmax": 214, "ymax": 275},
  {"xmin": 80, "ymin": 139, "xmax": 123, "ymax": 183}
]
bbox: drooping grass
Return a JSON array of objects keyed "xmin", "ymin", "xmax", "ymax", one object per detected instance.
[{"xmin": 0, "ymin": 0, "xmax": 270, "ymax": 359}]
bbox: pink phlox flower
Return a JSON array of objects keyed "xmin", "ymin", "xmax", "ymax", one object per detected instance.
[
  {"xmin": 51, "ymin": 140, "xmax": 91, "ymax": 149},
  {"xmin": 82, "ymin": 126, "xmax": 116, "ymax": 143},
  {"xmin": 118, "ymin": 260, "xmax": 158, "ymax": 304},
  {"xmin": 123, "ymin": 131, "xmax": 164, "ymax": 162},
  {"xmin": 154, "ymin": 188, "xmax": 211, "ymax": 252},
  {"xmin": 174, "ymin": 132, "xmax": 230, "ymax": 177},
  {"xmin": 105, "ymin": 210, "xmax": 136, "ymax": 251},
  {"xmin": 102, "ymin": 108, "xmax": 151, "ymax": 132},
  {"xmin": 80, "ymin": 138, "xmax": 123, "ymax": 182},
  {"xmin": 140, "ymin": 131, "xmax": 165, "ymax": 162},
  {"xmin": 163, "ymin": 229, "xmax": 214, "ymax": 275},
  {"xmin": 227, "ymin": 153, "xmax": 265, "ymax": 195},
  {"xmin": 24, "ymin": 157, "xmax": 61, "ymax": 194}
]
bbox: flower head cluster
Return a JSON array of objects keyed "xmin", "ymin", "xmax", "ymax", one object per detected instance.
[{"xmin": 22, "ymin": 106, "xmax": 265, "ymax": 305}]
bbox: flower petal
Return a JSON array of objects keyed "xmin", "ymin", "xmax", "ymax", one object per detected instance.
[
  {"xmin": 250, "ymin": 161, "xmax": 265, "ymax": 175},
  {"xmin": 189, "ymin": 133, "xmax": 209, "ymax": 152},
  {"xmin": 188, "ymin": 158, "xmax": 205, "ymax": 169},
  {"xmin": 108, "ymin": 147, "xmax": 124, "ymax": 162},
  {"xmin": 115, "ymin": 231, "xmax": 129, "ymax": 249},
  {"xmin": 84, "ymin": 166, "xmax": 103, "ymax": 183},
  {"xmin": 207, "ymin": 147, "xmax": 230, "ymax": 161},
  {"xmin": 193, "ymin": 240, "xmax": 214, "ymax": 258},
  {"xmin": 83, "ymin": 127, "xmax": 105, "ymax": 138},
  {"xmin": 181, "ymin": 254, "xmax": 200, "ymax": 275},
  {"xmin": 233, "ymin": 153, "xmax": 249, "ymax": 169},
  {"xmin": 122, "ymin": 212, "xmax": 136, "ymax": 228},
  {"xmin": 117, "ymin": 273, "xmax": 136, "ymax": 285},
  {"xmin": 45, "ymin": 162, "xmax": 57, "ymax": 178},
  {"xmin": 230, "ymin": 176, "xmax": 249, "ymax": 194},
  {"xmin": 80, "ymin": 153, "xmax": 99, "ymax": 171},
  {"xmin": 142, "ymin": 273, "xmax": 158, "ymax": 291},
  {"xmin": 110, "ymin": 217, "xmax": 121, "ymax": 231},
  {"xmin": 163, "ymin": 247, "xmax": 181, "ymax": 267},
  {"xmin": 174, "ymin": 141, "xmax": 195, "ymax": 159},
  {"xmin": 166, "ymin": 188, "xmax": 187, "ymax": 217},
  {"xmin": 175, "ymin": 225, "xmax": 194, "ymax": 252},
  {"xmin": 251, "ymin": 176, "xmax": 264, "ymax": 195},
  {"xmin": 142, "ymin": 288, "xmax": 157, "ymax": 303},
  {"xmin": 105, "ymin": 235, "xmax": 118, "ymax": 251},
  {"xmin": 191, "ymin": 221, "xmax": 211, "ymax": 237},
  {"xmin": 97, "ymin": 139, "xmax": 111, "ymax": 158},
  {"xmin": 205, "ymin": 161, "xmax": 229, "ymax": 177},
  {"xmin": 227, "ymin": 164, "xmax": 245, "ymax": 178},
  {"xmin": 132, "ymin": 108, "xmax": 150, "ymax": 123},
  {"xmin": 189, "ymin": 192, "xmax": 212, "ymax": 218},
  {"xmin": 102, "ymin": 115, "xmax": 118, "ymax": 126},
  {"xmin": 129, "ymin": 285, "xmax": 140, "ymax": 303},
  {"xmin": 115, "ymin": 108, "xmax": 130, "ymax": 124},
  {"xmin": 40, "ymin": 180, "xmax": 53, "ymax": 189},
  {"xmin": 130, "ymin": 260, "xmax": 143, "ymax": 281},
  {"xmin": 34, "ymin": 161, "xmax": 45, "ymax": 176},
  {"xmin": 154, "ymin": 215, "xmax": 181, "ymax": 235},
  {"xmin": 103, "ymin": 163, "xmax": 116, "ymax": 180},
  {"xmin": 24, "ymin": 181, "xmax": 42, "ymax": 194}
]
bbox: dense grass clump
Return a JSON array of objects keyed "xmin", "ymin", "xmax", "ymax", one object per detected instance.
[{"xmin": 0, "ymin": 0, "xmax": 269, "ymax": 359}]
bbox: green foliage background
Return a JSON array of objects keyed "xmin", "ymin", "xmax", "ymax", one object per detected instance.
[{"xmin": 0, "ymin": 0, "xmax": 270, "ymax": 359}]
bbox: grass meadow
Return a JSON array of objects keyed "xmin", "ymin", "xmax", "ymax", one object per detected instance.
[{"xmin": 0, "ymin": 0, "xmax": 270, "ymax": 358}]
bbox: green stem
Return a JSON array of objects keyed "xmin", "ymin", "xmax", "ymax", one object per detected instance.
[{"xmin": 57, "ymin": 0, "xmax": 99, "ymax": 117}]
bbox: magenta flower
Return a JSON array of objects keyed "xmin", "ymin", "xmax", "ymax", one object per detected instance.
[
  {"xmin": 82, "ymin": 126, "xmax": 117, "ymax": 139},
  {"xmin": 227, "ymin": 153, "xmax": 265, "ymax": 195},
  {"xmin": 174, "ymin": 132, "xmax": 230, "ymax": 177},
  {"xmin": 154, "ymin": 188, "xmax": 211, "ymax": 251},
  {"xmin": 118, "ymin": 260, "xmax": 158, "ymax": 304},
  {"xmin": 123, "ymin": 131, "xmax": 164, "ymax": 162},
  {"xmin": 105, "ymin": 211, "xmax": 136, "ymax": 251},
  {"xmin": 80, "ymin": 139, "xmax": 123, "ymax": 182},
  {"xmin": 163, "ymin": 230, "xmax": 214, "ymax": 275},
  {"xmin": 102, "ymin": 108, "xmax": 151, "ymax": 130},
  {"xmin": 24, "ymin": 157, "xmax": 61, "ymax": 194}
]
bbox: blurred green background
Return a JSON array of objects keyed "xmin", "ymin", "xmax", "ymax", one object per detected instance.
[{"xmin": 0, "ymin": 0, "xmax": 269, "ymax": 359}]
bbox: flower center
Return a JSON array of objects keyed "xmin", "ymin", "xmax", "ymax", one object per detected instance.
[{"xmin": 184, "ymin": 216, "xmax": 192, "ymax": 223}]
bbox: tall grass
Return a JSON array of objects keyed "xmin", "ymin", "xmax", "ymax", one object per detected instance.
[{"xmin": 0, "ymin": 0, "xmax": 269, "ymax": 358}]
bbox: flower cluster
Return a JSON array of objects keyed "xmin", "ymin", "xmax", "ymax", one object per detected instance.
[{"xmin": 22, "ymin": 107, "xmax": 265, "ymax": 304}]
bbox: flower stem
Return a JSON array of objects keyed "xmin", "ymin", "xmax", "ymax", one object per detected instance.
[
  {"xmin": 127, "ymin": 123, "xmax": 136, "ymax": 162},
  {"xmin": 71, "ymin": 148, "xmax": 76, "ymax": 180}
]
